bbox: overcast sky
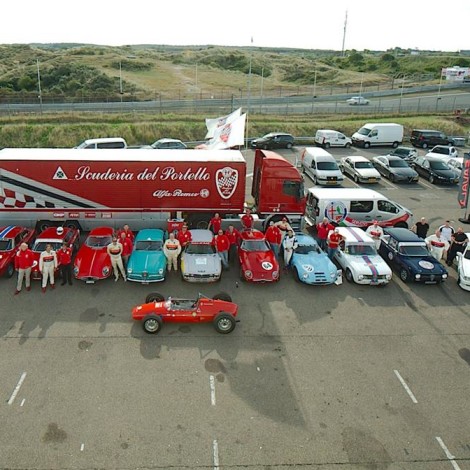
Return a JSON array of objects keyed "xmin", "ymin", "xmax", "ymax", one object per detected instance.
[{"xmin": 1, "ymin": 0, "xmax": 469, "ymax": 51}]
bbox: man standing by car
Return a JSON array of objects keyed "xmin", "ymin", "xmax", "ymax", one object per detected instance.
[
  {"xmin": 366, "ymin": 220, "xmax": 384, "ymax": 249},
  {"xmin": 412, "ymin": 217, "xmax": 430, "ymax": 239},
  {"xmin": 438, "ymin": 221, "xmax": 455, "ymax": 244},
  {"xmin": 282, "ymin": 229, "xmax": 298, "ymax": 270},
  {"xmin": 163, "ymin": 232, "xmax": 181, "ymax": 272},
  {"xmin": 39, "ymin": 243, "xmax": 58, "ymax": 293},
  {"xmin": 107, "ymin": 236, "xmax": 127, "ymax": 282},
  {"xmin": 57, "ymin": 241, "xmax": 73, "ymax": 286},
  {"xmin": 225, "ymin": 225, "xmax": 240, "ymax": 264},
  {"xmin": 117, "ymin": 224, "xmax": 135, "ymax": 243},
  {"xmin": 215, "ymin": 229, "xmax": 230, "ymax": 270},
  {"xmin": 177, "ymin": 225, "xmax": 192, "ymax": 250},
  {"xmin": 119, "ymin": 232, "xmax": 133, "ymax": 268},
  {"xmin": 425, "ymin": 229, "xmax": 449, "ymax": 262},
  {"xmin": 316, "ymin": 217, "xmax": 334, "ymax": 251},
  {"xmin": 327, "ymin": 228, "xmax": 345, "ymax": 261},
  {"xmin": 208, "ymin": 213, "xmax": 222, "ymax": 235},
  {"xmin": 14, "ymin": 242, "xmax": 34, "ymax": 295},
  {"xmin": 241, "ymin": 209, "xmax": 254, "ymax": 230},
  {"xmin": 265, "ymin": 221, "xmax": 282, "ymax": 259},
  {"xmin": 446, "ymin": 227, "xmax": 468, "ymax": 266}
]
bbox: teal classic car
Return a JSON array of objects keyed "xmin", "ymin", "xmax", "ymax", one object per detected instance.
[{"xmin": 127, "ymin": 229, "xmax": 167, "ymax": 283}]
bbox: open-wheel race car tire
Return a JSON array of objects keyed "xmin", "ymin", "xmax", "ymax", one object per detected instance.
[
  {"xmin": 145, "ymin": 293, "xmax": 165, "ymax": 303},
  {"xmin": 213, "ymin": 312, "xmax": 236, "ymax": 334},
  {"xmin": 213, "ymin": 292, "xmax": 232, "ymax": 302},
  {"xmin": 143, "ymin": 315, "xmax": 163, "ymax": 334}
]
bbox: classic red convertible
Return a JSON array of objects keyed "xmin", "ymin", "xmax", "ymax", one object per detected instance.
[
  {"xmin": 0, "ymin": 226, "xmax": 35, "ymax": 278},
  {"xmin": 132, "ymin": 292, "xmax": 238, "ymax": 334}
]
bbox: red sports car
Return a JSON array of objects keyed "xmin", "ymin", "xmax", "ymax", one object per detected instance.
[
  {"xmin": 31, "ymin": 226, "xmax": 80, "ymax": 280},
  {"xmin": 238, "ymin": 229, "xmax": 280, "ymax": 282},
  {"xmin": 0, "ymin": 226, "xmax": 35, "ymax": 278},
  {"xmin": 73, "ymin": 227, "xmax": 114, "ymax": 283},
  {"xmin": 132, "ymin": 292, "xmax": 238, "ymax": 334}
]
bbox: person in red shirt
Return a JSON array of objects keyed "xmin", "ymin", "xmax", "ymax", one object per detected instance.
[
  {"xmin": 316, "ymin": 217, "xmax": 334, "ymax": 251},
  {"xmin": 241, "ymin": 209, "xmax": 254, "ymax": 230},
  {"xmin": 208, "ymin": 213, "xmax": 222, "ymax": 235},
  {"xmin": 225, "ymin": 225, "xmax": 240, "ymax": 264},
  {"xmin": 327, "ymin": 228, "xmax": 344, "ymax": 260},
  {"xmin": 177, "ymin": 225, "xmax": 192, "ymax": 249},
  {"xmin": 57, "ymin": 241, "xmax": 73, "ymax": 286},
  {"xmin": 265, "ymin": 221, "xmax": 282, "ymax": 258},
  {"xmin": 117, "ymin": 224, "xmax": 135, "ymax": 243},
  {"xmin": 120, "ymin": 232, "xmax": 133, "ymax": 268},
  {"xmin": 215, "ymin": 229, "xmax": 230, "ymax": 269},
  {"xmin": 14, "ymin": 242, "xmax": 34, "ymax": 295}
]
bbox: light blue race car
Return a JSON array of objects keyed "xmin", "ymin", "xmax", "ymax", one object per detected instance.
[
  {"xmin": 291, "ymin": 234, "xmax": 341, "ymax": 285},
  {"xmin": 127, "ymin": 229, "xmax": 167, "ymax": 283}
]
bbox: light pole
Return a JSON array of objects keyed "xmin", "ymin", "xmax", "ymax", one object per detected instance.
[
  {"xmin": 245, "ymin": 37, "xmax": 253, "ymax": 149},
  {"xmin": 310, "ymin": 67, "xmax": 317, "ymax": 114},
  {"xmin": 259, "ymin": 66, "xmax": 264, "ymax": 113},
  {"xmin": 36, "ymin": 59, "xmax": 43, "ymax": 114},
  {"xmin": 399, "ymin": 75, "xmax": 405, "ymax": 113},
  {"xmin": 436, "ymin": 67, "xmax": 444, "ymax": 111},
  {"xmin": 119, "ymin": 61, "xmax": 123, "ymax": 104}
]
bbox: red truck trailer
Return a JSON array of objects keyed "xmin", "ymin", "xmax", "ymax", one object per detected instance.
[{"xmin": 0, "ymin": 148, "xmax": 305, "ymax": 231}]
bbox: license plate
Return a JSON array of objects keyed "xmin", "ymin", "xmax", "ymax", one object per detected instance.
[
  {"xmin": 327, "ymin": 181, "xmax": 337, "ymax": 185},
  {"xmin": 369, "ymin": 179, "xmax": 377, "ymax": 183},
  {"xmin": 370, "ymin": 281, "xmax": 379, "ymax": 286}
]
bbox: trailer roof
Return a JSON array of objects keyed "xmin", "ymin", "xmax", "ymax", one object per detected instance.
[{"xmin": 0, "ymin": 148, "xmax": 246, "ymax": 163}]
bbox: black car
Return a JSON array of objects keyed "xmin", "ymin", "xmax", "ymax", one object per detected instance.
[
  {"xmin": 387, "ymin": 146, "xmax": 418, "ymax": 162},
  {"xmin": 379, "ymin": 227, "xmax": 448, "ymax": 283},
  {"xmin": 411, "ymin": 157, "xmax": 459, "ymax": 184},
  {"xmin": 410, "ymin": 129, "xmax": 454, "ymax": 149},
  {"xmin": 251, "ymin": 133, "xmax": 294, "ymax": 150}
]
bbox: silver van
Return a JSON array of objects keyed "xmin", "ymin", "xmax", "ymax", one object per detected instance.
[{"xmin": 300, "ymin": 147, "xmax": 344, "ymax": 186}]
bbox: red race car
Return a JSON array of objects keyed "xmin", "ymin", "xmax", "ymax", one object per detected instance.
[
  {"xmin": 73, "ymin": 227, "xmax": 114, "ymax": 283},
  {"xmin": 238, "ymin": 229, "xmax": 280, "ymax": 282},
  {"xmin": 0, "ymin": 226, "xmax": 35, "ymax": 278},
  {"xmin": 132, "ymin": 292, "xmax": 238, "ymax": 334},
  {"xmin": 31, "ymin": 226, "xmax": 80, "ymax": 280}
]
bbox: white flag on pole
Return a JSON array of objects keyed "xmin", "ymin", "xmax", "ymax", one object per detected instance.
[
  {"xmin": 205, "ymin": 108, "xmax": 242, "ymax": 139},
  {"xmin": 205, "ymin": 113, "xmax": 246, "ymax": 150}
]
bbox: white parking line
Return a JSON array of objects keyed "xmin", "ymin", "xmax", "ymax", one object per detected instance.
[
  {"xmin": 80, "ymin": 443, "xmax": 85, "ymax": 452},
  {"xmin": 212, "ymin": 439, "xmax": 219, "ymax": 470},
  {"xmin": 418, "ymin": 179, "xmax": 447, "ymax": 191},
  {"xmin": 380, "ymin": 178, "xmax": 398, "ymax": 190},
  {"xmin": 435, "ymin": 437, "xmax": 461, "ymax": 470},
  {"xmin": 209, "ymin": 375, "xmax": 216, "ymax": 406},
  {"xmin": 20, "ymin": 399, "xmax": 25, "ymax": 407},
  {"xmin": 8, "ymin": 372, "xmax": 27, "ymax": 405},
  {"xmin": 393, "ymin": 370, "xmax": 418, "ymax": 403}
]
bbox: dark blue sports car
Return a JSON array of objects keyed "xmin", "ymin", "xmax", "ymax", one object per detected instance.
[{"xmin": 379, "ymin": 227, "xmax": 448, "ymax": 283}]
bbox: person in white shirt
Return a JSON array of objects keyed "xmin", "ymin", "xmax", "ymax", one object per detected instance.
[
  {"xmin": 107, "ymin": 237, "xmax": 127, "ymax": 282},
  {"xmin": 39, "ymin": 243, "xmax": 58, "ymax": 293},
  {"xmin": 282, "ymin": 229, "xmax": 298, "ymax": 270},
  {"xmin": 366, "ymin": 220, "xmax": 384, "ymax": 249},
  {"xmin": 438, "ymin": 221, "xmax": 455, "ymax": 244},
  {"xmin": 425, "ymin": 229, "xmax": 449, "ymax": 262}
]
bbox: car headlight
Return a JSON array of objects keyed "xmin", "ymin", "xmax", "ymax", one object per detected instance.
[
  {"xmin": 158, "ymin": 268, "xmax": 164, "ymax": 275},
  {"xmin": 127, "ymin": 268, "xmax": 132, "ymax": 274},
  {"xmin": 358, "ymin": 274, "xmax": 364, "ymax": 280},
  {"xmin": 302, "ymin": 273, "xmax": 308, "ymax": 279},
  {"xmin": 73, "ymin": 266, "xmax": 78, "ymax": 275},
  {"xmin": 442, "ymin": 273, "xmax": 448, "ymax": 279},
  {"xmin": 386, "ymin": 274, "xmax": 392, "ymax": 280},
  {"xmin": 415, "ymin": 274, "xmax": 421, "ymax": 279},
  {"xmin": 245, "ymin": 270, "xmax": 253, "ymax": 279},
  {"xmin": 103, "ymin": 267, "xmax": 110, "ymax": 276},
  {"xmin": 463, "ymin": 275, "xmax": 470, "ymax": 282},
  {"xmin": 272, "ymin": 270, "xmax": 279, "ymax": 279},
  {"xmin": 330, "ymin": 272, "xmax": 336, "ymax": 278}
]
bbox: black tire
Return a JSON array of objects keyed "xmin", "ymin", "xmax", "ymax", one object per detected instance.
[
  {"xmin": 5, "ymin": 263, "xmax": 15, "ymax": 278},
  {"xmin": 389, "ymin": 173, "xmax": 395, "ymax": 183},
  {"xmin": 213, "ymin": 312, "xmax": 236, "ymax": 334},
  {"xmin": 325, "ymin": 142, "xmax": 331, "ymax": 149},
  {"xmin": 429, "ymin": 175, "xmax": 435, "ymax": 184},
  {"xmin": 36, "ymin": 220, "xmax": 53, "ymax": 233},
  {"xmin": 313, "ymin": 175, "xmax": 318, "ymax": 185},
  {"xmin": 286, "ymin": 142, "xmax": 293, "ymax": 149},
  {"xmin": 239, "ymin": 268, "xmax": 246, "ymax": 282},
  {"xmin": 65, "ymin": 221, "xmax": 81, "ymax": 231},
  {"xmin": 345, "ymin": 143, "xmax": 351, "ymax": 148},
  {"xmin": 364, "ymin": 142, "xmax": 371, "ymax": 149},
  {"xmin": 392, "ymin": 141, "xmax": 399, "ymax": 148},
  {"xmin": 213, "ymin": 292, "xmax": 232, "ymax": 302},
  {"xmin": 354, "ymin": 174, "xmax": 359, "ymax": 183},
  {"xmin": 399, "ymin": 268, "xmax": 409, "ymax": 283},
  {"xmin": 143, "ymin": 315, "xmax": 163, "ymax": 334},
  {"xmin": 345, "ymin": 269, "xmax": 354, "ymax": 283},
  {"xmin": 263, "ymin": 144, "xmax": 268, "ymax": 150},
  {"xmin": 294, "ymin": 268, "xmax": 301, "ymax": 283},
  {"xmin": 145, "ymin": 293, "xmax": 165, "ymax": 303}
]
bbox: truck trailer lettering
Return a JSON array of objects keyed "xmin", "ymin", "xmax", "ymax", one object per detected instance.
[
  {"xmin": 75, "ymin": 166, "xmax": 134, "ymax": 181},
  {"xmin": 159, "ymin": 167, "xmax": 210, "ymax": 181}
]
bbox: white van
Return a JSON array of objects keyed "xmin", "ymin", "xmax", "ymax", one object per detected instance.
[
  {"xmin": 74, "ymin": 137, "xmax": 128, "ymax": 149},
  {"xmin": 314, "ymin": 130, "xmax": 352, "ymax": 149},
  {"xmin": 352, "ymin": 123, "xmax": 403, "ymax": 149},
  {"xmin": 304, "ymin": 187, "xmax": 412, "ymax": 229},
  {"xmin": 301, "ymin": 147, "xmax": 344, "ymax": 186}
]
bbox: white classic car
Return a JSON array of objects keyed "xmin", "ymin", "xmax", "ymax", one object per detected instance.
[
  {"xmin": 456, "ymin": 233, "xmax": 470, "ymax": 291},
  {"xmin": 339, "ymin": 156, "xmax": 382, "ymax": 184},
  {"xmin": 334, "ymin": 227, "xmax": 392, "ymax": 285}
]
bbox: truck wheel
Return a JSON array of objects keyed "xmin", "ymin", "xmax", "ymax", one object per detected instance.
[
  {"xmin": 143, "ymin": 315, "xmax": 163, "ymax": 334},
  {"xmin": 392, "ymin": 141, "xmax": 399, "ymax": 148},
  {"xmin": 36, "ymin": 220, "xmax": 53, "ymax": 232},
  {"xmin": 145, "ymin": 293, "xmax": 165, "ymax": 303},
  {"xmin": 345, "ymin": 269, "xmax": 354, "ymax": 283},
  {"xmin": 213, "ymin": 292, "xmax": 232, "ymax": 302},
  {"xmin": 65, "ymin": 221, "xmax": 81, "ymax": 231},
  {"xmin": 399, "ymin": 269, "xmax": 409, "ymax": 283},
  {"xmin": 213, "ymin": 312, "xmax": 236, "ymax": 334},
  {"xmin": 5, "ymin": 263, "xmax": 15, "ymax": 278},
  {"xmin": 364, "ymin": 142, "xmax": 371, "ymax": 149}
]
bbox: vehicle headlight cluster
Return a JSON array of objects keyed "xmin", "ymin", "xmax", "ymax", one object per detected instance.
[
  {"xmin": 127, "ymin": 268, "xmax": 133, "ymax": 274},
  {"xmin": 245, "ymin": 270, "xmax": 253, "ymax": 279},
  {"xmin": 158, "ymin": 268, "xmax": 164, "ymax": 275},
  {"xmin": 386, "ymin": 274, "xmax": 392, "ymax": 280},
  {"xmin": 272, "ymin": 270, "xmax": 279, "ymax": 279},
  {"xmin": 357, "ymin": 275, "xmax": 364, "ymax": 280},
  {"xmin": 442, "ymin": 273, "xmax": 448, "ymax": 279},
  {"xmin": 302, "ymin": 273, "xmax": 309, "ymax": 279},
  {"xmin": 103, "ymin": 267, "xmax": 110, "ymax": 276}
]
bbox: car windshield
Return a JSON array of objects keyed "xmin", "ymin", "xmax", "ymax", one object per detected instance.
[
  {"xmin": 0, "ymin": 239, "xmax": 13, "ymax": 251},
  {"xmin": 398, "ymin": 244, "xmax": 430, "ymax": 256},
  {"xmin": 135, "ymin": 240, "xmax": 162, "ymax": 251},
  {"xmin": 241, "ymin": 240, "xmax": 270, "ymax": 252},
  {"xmin": 86, "ymin": 235, "xmax": 113, "ymax": 248},
  {"xmin": 317, "ymin": 161, "xmax": 339, "ymax": 170},
  {"xmin": 429, "ymin": 160, "xmax": 450, "ymax": 170},
  {"xmin": 295, "ymin": 244, "xmax": 320, "ymax": 255},
  {"xmin": 355, "ymin": 161, "xmax": 373, "ymax": 169},
  {"xmin": 357, "ymin": 127, "xmax": 372, "ymax": 136},
  {"xmin": 32, "ymin": 241, "xmax": 62, "ymax": 252},
  {"xmin": 389, "ymin": 159, "xmax": 409, "ymax": 168},
  {"xmin": 347, "ymin": 244, "xmax": 377, "ymax": 256},
  {"xmin": 186, "ymin": 243, "xmax": 215, "ymax": 255}
]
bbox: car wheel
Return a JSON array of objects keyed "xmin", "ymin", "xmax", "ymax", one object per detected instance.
[
  {"xmin": 399, "ymin": 268, "xmax": 409, "ymax": 283},
  {"xmin": 392, "ymin": 142, "xmax": 399, "ymax": 148},
  {"xmin": 325, "ymin": 142, "xmax": 331, "ymax": 149},
  {"xmin": 213, "ymin": 292, "xmax": 232, "ymax": 302},
  {"xmin": 239, "ymin": 268, "xmax": 246, "ymax": 282},
  {"xmin": 263, "ymin": 144, "xmax": 268, "ymax": 150},
  {"xmin": 145, "ymin": 293, "xmax": 165, "ymax": 303},
  {"xmin": 389, "ymin": 174, "xmax": 395, "ymax": 183},
  {"xmin": 313, "ymin": 175, "xmax": 318, "ymax": 185},
  {"xmin": 5, "ymin": 263, "xmax": 15, "ymax": 278},
  {"xmin": 422, "ymin": 143, "xmax": 428, "ymax": 149},
  {"xmin": 143, "ymin": 315, "xmax": 163, "ymax": 334},
  {"xmin": 364, "ymin": 142, "xmax": 370, "ymax": 149},
  {"xmin": 213, "ymin": 312, "xmax": 236, "ymax": 334},
  {"xmin": 286, "ymin": 142, "xmax": 293, "ymax": 149},
  {"xmin": 345, "ymin": 269, "xmax": 354, "ymax": 283},
  {"xmin": 345, "ymin": 143, "xmax": 351, "ymax": 148},
  {"xmin": 294, "ymin": 268, "xmax": 301, "ymax": 283},
  {"xmin": 354, "ymin": 174, "xmax": 359, "ymax": 183},
  {"xmin": 429, "ymin": 175, "xmax": 435, "ymax": 184}
]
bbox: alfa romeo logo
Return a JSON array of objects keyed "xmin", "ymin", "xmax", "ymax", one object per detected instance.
[
  {"xmin": 325, "ymin": 201, "xmax": 347, "ymax": 224},
  {"xmin": 216, "ymin": 166, "xmax": 238, "ymax": 200}
]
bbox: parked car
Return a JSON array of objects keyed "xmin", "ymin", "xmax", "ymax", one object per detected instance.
[
  {"xmin": 425, "ymin": 145, "xmax": 459, "ymax": 160},
  {"xmin": 339, "ymin": 156, "xmax": 381, "ymax": 183},
  {"xmin": 371, "ymin": 156, "xmax": 419, "ymax": 183},
  {"xmin": 0, "ymin": 226, "xmax": 35, "ymax": 278},
  {"xmin": 126, "ymin": 229, "xmax": 166, "ymax": 283},
  {"xmin": 291, "ymin": 234, "xmax": 340, "ymax": 285},
  {"xmin": 238, "ymin": 229, "xmax": 280, "ymax": 282},
  {"xmin": 74, "ymin": 137, "xmax": 127, "ymax": 149},
  {"xmin": 387, "ymin": 146, "xmax": 418, "ymax": 162},
  {"xmin": 456, "ymin": 236, "xmax": 470, "ymax": 291},
  {"xmin": 410, "ymin": 129, "xmax": 454, "ymax": 149},
  {"xmin": 73, "ymin": 227, "xmax": 113, "ymax": 283},
  {"xmin": 334, "ymin": 227, "xmax": 392, "ymax": 285},
  {"xmin": 301, "ymin": 147, "xmax": 344, "ymax": 186},
  {"xmin": 447, "ymin": 157, "xmax": 464, "ymax": 177},
  {"xmin": 150, "ymin": 138, "xmax": 187, "ymax": 149},
  {"xmin": 314, "ymin": 129, "xmax": 352, "ymax": 148},
  {"xmin": 378, "ymin": 227, "xmax": 448, "ymax": 283},
  {"xmin": 181, "ymin": 229, "xmax": 222, "ymax": 282},
  {"xmin": 132, "ymin": 292, "xmax": 238, "ymax": 334},
  {"xmin": 251, "ymin": 132, "xmax": 294, "ymax": 150},
  {"xmin": 411, "ymin": 157, "xmax": 459, "ymax": 185},
  {"xmin": 31, "ymin": 226, "xmax": 80, "ymax": 280},
  {"xmin": 346, "ymin": 96, "xmax": 369, "ymax": 105}
]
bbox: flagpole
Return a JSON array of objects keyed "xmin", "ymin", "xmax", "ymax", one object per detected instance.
[{"xmin": 245, "ymin": 37, "xmax": 253, "ymax": 149}]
